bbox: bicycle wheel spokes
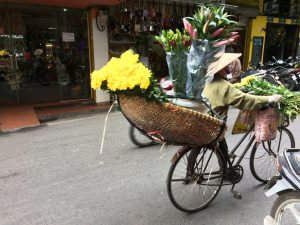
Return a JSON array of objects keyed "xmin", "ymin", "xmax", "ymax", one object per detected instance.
[
  {"xmin": 250, "ymin": 128, "xmax": 295, "ymax": 183},
  {"xmin": 167, "ymin": 147, "xmax": 225, "ymax": 212}
]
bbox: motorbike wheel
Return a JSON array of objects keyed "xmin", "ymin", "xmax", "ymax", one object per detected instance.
[
  {"xmin": 270, "ymin": 191, "xmax": 300, "ymax": 225},
  {"xmin": 129, "ymin": 126, "xmax": 156, "ymax": 148},
  {"xmin": 280, "ymin": 77, "xmax": 296, "ymax": 91},
  {"xmin": 263, "ymin": 74, "xmax": 279, "ymax": 86}
]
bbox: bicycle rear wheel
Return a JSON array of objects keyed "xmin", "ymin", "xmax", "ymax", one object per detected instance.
[
  {"xmin": 129, "ymin": 126, "xmax": 156, "ymax": 148},
  {"xmin": 167, "ymin": 146, "xmax": 225, "ymax": 213},
  {"xmin": 250, "ymin": 127, "xmax": 295, "ymax": 183}
]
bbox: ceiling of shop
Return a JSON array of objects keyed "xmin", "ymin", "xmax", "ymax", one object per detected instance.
[{"xmin": 0, "ymin": 0, "xmax": 121, "ymax": 8}]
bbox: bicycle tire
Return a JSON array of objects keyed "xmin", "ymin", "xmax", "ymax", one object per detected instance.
[
  {"xmin": 167, "ymin": 146, "xmax": 225, "ymax": 213},
  {"xmin": 270, "ymin": 191, "xmax": 300, "ymax": 225},
  {"xmin": 250, "ymin": 127, "xmax": 295, "ymax": 183},
  {"xmin": 129, "ymin": 126, "xmax": 156, "ymax": 148}
]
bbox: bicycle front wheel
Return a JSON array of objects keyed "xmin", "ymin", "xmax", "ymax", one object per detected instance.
[
  {"xmin": 167, "ymin": 146, "xmax": 225, "ymax": 213},
  {"xmin": 250, "ymin": 127, "xmax": 295, "ymax": 183}
]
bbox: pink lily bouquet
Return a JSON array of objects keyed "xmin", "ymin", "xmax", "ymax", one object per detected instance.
[
  {"xmin": 184, "ymin": 5, "xmax": 239, "ymax": 99},
  {"xmin": 183, "ymin": 4, "xmax": 239, "ymax": 47}
]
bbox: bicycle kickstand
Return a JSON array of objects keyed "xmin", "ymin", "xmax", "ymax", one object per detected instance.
[{"xmin": 230, "ymin": 184, "xmax": 242, "ymax": 200}]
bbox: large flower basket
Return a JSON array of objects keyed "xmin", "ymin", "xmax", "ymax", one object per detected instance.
[{"xmin": 118, "ymin": 94, "xmax": 227, "ymax": 147}]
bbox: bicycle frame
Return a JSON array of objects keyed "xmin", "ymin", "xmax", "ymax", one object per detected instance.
[
  {"xmin": 189, "ymin": 126, "xmax": 287, "ymax": 183},
  {"xmin": 227, "ymin": 125, "xmax": 286, "ymax": 170},
  {"xmin": 227, "ymin": 127, "xmax": 255, "ymax": 168}
]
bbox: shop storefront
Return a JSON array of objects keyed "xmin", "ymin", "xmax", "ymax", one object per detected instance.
[
  {"xmin": 243, "ymin": 0, "xmax": 300, "ymax": 68},
  {"xmin": 0, "ymin": 3, "xmax": 93, "ymax": 105}
]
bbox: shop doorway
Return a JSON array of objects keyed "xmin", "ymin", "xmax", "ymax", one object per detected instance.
[
  {"xmin": 264, "ymin": 23, "xmax": 299, "ymax": 63},
  {"xmin": 0, "ymin": 3, "xmax": 90, "ymax": 105}
]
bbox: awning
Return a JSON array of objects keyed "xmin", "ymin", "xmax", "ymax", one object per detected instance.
[{"xmin": 0, "ymin": 0, "xmax": 121, "ymax": 8}]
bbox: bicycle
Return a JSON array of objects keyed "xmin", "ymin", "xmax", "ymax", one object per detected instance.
[
  {"xmin": 129, "ymin": 125, "xmax": 157, "ymax": 148},
  {"xmin": 166, "ymin": 112, "xmax": 295, "ymax": 213}
]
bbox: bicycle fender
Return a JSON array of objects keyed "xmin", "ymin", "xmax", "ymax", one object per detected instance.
[
  {"xmin": 265, "ymin": 178, "xmax": 295, "ymax": 197},
  {"xmin": 171, "ymin": 146, "xmax": 191, "ymax": 164}
]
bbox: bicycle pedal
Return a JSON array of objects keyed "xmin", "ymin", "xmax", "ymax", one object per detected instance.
[{"xmin": 230, "ymin": 189, "xmax": 242, "ymax": 200}]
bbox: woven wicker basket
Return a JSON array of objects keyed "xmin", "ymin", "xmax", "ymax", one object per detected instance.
[{"xmin": 118, "ymin": 95, "xmax": 227, "ymax": 147}]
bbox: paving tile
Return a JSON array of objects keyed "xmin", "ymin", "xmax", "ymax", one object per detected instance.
[{"xmin": 0, "ymin": 106, "xmax": 40, "ymax": 132}]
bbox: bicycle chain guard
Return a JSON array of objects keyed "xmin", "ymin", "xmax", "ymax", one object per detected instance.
[{"xmin": 230, "ymin": 165, "xmax": 244, "ymax": 184}]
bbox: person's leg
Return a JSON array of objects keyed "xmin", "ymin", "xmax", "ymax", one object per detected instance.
[{"xmin": 218, "ymin": 138, "xmax": 230, "ymax": 165}]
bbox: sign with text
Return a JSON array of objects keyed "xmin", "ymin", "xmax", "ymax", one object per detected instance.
[
  {"xmin": 267, "ymin": 17, "xmax": 273, "ymax": 22},
  {"xmin": 279, "ymin": 18, "xmax": 286, "ymax": 24},
  {"xmin": 62, "ymin": 32, "xmax": 75, "ymax": 42},
  {"xmin": 251, "ymin": 36, "xmax": 264, "ymax": 67}
]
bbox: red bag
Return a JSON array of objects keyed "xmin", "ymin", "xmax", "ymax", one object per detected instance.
[{"xmin": 255, "ymin": 108, "xmax": 277, "ymax": 143}]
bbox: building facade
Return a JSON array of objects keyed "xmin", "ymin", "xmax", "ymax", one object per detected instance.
[{"xmin": 1, "ymin": 0, "xmax": 299, "ymax": 106}]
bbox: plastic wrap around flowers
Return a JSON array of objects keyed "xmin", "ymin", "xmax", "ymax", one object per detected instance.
[{"xmin": 91, "ymin": 50, "xmax": 167, "ymax": 102}]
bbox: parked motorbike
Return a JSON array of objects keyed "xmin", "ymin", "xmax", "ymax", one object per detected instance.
[
  {"xmin": 264, "ymin": 148, "xmax": 300, "ymax": 225},
  {"xmin": 243, "ymin": 56, "xmax": 300, "ymax": 91}
]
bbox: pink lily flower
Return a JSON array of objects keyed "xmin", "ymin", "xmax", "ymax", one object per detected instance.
[
  {"xmin": 230, "ymin": 35, "xmax": 240, "ymax": 40},
  {"xmin": 214, "ymin": 38, "xmax": 234, "ymax": 47},
  {"xmin": 211, "ymin": 28, "xmax": 224, "ymax": 38},
  {"xmin": 183, "ymin": 18, "xmax": 194, "ymax": 37}
]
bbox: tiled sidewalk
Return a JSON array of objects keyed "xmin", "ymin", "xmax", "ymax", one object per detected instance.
[
  {"xmin": 0, "ymin": 106, "xmax": 40, "ymax": 132},
  {"xmin": 0, "ymin": 102, "xmax": 111, "ymax": 132}
]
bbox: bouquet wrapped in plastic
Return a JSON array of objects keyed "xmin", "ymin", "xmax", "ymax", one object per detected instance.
[
  {"xmin": 155, "ymin": 29, "xmax": 191, "ymax": 98},
  {"xmin": 183, "ymin": 5, "xmax": 238, "ymax": 99},
  {"xmin": 186, "ymin": 40, "xmax": 225, "ymax": 99}
]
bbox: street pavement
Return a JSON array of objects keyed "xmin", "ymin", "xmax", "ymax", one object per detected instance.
[{"xmin": 0, "ymin": 109, "xmax": 299, "ymax": 225}]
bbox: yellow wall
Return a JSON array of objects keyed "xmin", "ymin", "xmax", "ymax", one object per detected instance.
[
  {"xmin": 245, "ymin": 16, "xmax": 300, "ymax": 69},
  {"xmin": 244, "ymin": 16, "xmax": 267, "ymax": 69}
]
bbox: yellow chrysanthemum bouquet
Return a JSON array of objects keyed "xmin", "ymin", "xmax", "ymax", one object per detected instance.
[{"xmin": 91, "ymin": 50, "xmax": 167, "ymax": 102}]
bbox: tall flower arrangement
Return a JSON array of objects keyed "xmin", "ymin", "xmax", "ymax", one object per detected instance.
[
  {"xmin": 183, "ymin": 5, "xmax": 239, "ymax": 99},
  {"xmin": 183, "ymin": 5, "xmax": 239, "ymax": 46},
  {"xmin": 155, "ymin": 29, "xmax": 191, "ymax": 98},
  {"xmin": 91, "ymin": 50, "xmax": 167, "ymax": 102}
]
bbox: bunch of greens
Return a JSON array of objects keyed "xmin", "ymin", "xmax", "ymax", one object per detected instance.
[
  {"xmin": 235, "ymin": 76, "xmax": 300, "ymax": 120},
  {"xmin": 155, "ymin": 29, "xmax": 191, "ymax": 53},
  {"xmin": 183, "ymin": 5, "xmax": 239, "ymax": 47}
]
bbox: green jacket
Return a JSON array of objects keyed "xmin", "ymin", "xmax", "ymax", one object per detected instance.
[{"xmin": 203, "ymin": 77, "xmax": 269, "ymax": 118}]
